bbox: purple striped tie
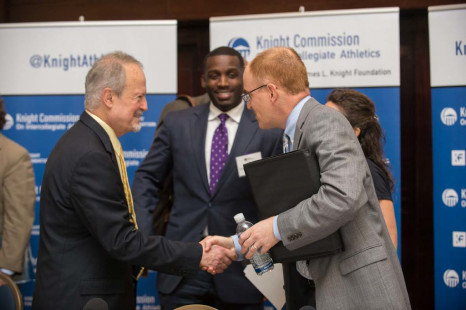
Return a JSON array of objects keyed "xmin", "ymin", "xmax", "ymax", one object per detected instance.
[{"xmin": 210, "ymin": 114, "xmax": 229, "ymax": 194}]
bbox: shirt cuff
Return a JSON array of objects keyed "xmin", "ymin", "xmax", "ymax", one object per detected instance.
[
  {"xmin": 273, "ymin": 216, "xmax": 282, "ymax": 241},
  {"xmin": 231, "ymin": 234, "xmax": 245, "ymax": 261},
  {"xmin": 0, "ymin": 268, "xmax": 14, "ymax": 275}
]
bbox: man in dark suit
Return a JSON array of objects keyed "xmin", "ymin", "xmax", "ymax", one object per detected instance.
[
  {"xmin": 132, "ymin": 46, "xmax": 282, "ymax": 309},
  {"xmin": 32, "ymin": 51, "xmax": 235, "ymax": 310},
  {"xmin": 238, "ymin": 47, "xmax": 411, "ymax": 309}
]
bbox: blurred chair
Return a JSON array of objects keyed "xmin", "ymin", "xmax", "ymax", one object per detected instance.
[
  {"xmin": 174, "ymin": 305, "xmax": 218, "ymax": 310},
  {"xmin": 0, "ymin": 272, "xmax": 23, "ymax": 310}
]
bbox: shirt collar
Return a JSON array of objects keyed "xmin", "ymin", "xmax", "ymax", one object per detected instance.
[
  {"xmin": 85, "ymin": 110, "xmax": 122, "ymax": 157},
  {"xmin": 208, "ymin": 100, "xmax": 245, "ymax": 124},
  {"xmin": 284, "ymin": 95, "xmax": 311, "ymax": 145}
]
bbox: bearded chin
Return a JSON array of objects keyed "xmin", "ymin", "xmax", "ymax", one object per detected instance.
[{"xmin": 132, "ymin": 124, "xmax": 142, "ymax": 132}]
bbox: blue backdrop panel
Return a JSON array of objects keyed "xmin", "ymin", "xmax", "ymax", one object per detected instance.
[
  {"xmin": 2, "ymin": 94, "xmax": 175, "ymax": 310},
  {"xmin": 432, "ymin": 86, "xmax": 466, "ymax": 310}
]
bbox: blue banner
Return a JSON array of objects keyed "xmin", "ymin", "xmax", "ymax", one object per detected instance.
[
  {"xmin": 431, "ymin": 87, "xmax": 466, "ymax": 309},
  {"xmin": 429, "ymin": 5, "xmax": 466, "ymax": 308}
]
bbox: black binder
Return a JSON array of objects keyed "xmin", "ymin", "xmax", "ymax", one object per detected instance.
[{"xmin": 244, "ymin": 149, "xmax": 343, "ymax": 263}]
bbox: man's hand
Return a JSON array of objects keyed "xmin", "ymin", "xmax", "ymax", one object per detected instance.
[
  {"xmin": 199, "ymin": 242, "xmax": 237, "ymax": 275},
  {"xmin": 238, "ymin": 217, "xmax": 278, "ymax": 259},
  {"xmin": 200, "ymin": 235, "xmax": 234, "ymax": 251}
]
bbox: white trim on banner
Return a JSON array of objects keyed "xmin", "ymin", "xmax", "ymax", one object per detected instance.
[
  {"xmin": 0, "ymin": 20, "xmax": 176, "ymax": 29},
  {"xmin": 428, "ymin": 4, "xmax": 466, "ymax": 87},
  {"xmin": 0, "ymin": 20, "xmax": 177, "ymax": 95},
  {"xmin": 428, "ymin": 3, "xmax": 466, "ymax": 12},
  {"xmin": 211, "ymin": 7, "xmax": 399, "ymax": 22},
  {"xmin": 210, "ymin": 7, "xmax": 400, "ymax": 88}
]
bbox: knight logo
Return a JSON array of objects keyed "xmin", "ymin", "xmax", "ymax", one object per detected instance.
[
  {"xmin": 443, "ymin": 269, "xmax": 460, "ymax": 288},
  {"xmin": 3, "ymin": 114, "xmax": 14, "ymax": 130},
  {"xmin": 453, "ymin": 231, "xmax": 466, "ymax": 248},
  {"xmin": 452, "ymin": 150, "xmax": 465, "ymax": 166},
  {"xmin": 440, "ymin": 107, "xmax": 457, "ymax": 126},
  {"xmin": 228, "ymin": 37, "xmax": 251, "ymax": 60},
  {"xmin": 442, "ymin": 189, "xmax": 459, "ymax": 207}
]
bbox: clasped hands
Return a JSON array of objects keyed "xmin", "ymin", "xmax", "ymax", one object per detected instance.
[{"xmin": 199, "ymin": 217, "xmax": 278, "ymax": 275}]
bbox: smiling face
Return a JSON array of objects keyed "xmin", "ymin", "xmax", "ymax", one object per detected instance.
[
  {"xmin": 109, "ymin": 63, "xmax": 148, "ymax": 137},
  {"xmin": 203, "ymin": 55, "xmax": 244, "ymax": 112}
]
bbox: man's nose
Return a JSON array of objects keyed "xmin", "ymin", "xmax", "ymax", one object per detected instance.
[
  {"xmin": 218, "ymin": 75, "xmax": 229, "ymax": 87},
  {"xmin": 141, "ymin": 97, "xmax": 148, "ymax": 111}
]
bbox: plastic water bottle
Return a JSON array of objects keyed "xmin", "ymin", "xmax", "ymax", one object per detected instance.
[{"xmin": 234, "ymin": 213, "xmax": 274, "ymax": 275}]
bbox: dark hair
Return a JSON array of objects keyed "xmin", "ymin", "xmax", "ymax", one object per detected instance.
[
  {"xmin": 203, "ymin": 46, "xmax": 244, "ymax": 73},
  {"xmin": 327, "ymin": 88, "xmax": 394, "ymax": 191},
  {"xmin": 0, "ymin": 97, "xmax": 6, "ymax": 131}
]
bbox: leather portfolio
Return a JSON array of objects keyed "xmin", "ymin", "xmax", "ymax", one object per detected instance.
[{"xmin": 244, "ymin": 149, "xmax": 343, "ymax": 263}]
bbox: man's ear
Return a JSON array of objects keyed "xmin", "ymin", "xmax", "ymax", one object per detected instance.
[
  {"xmin": 201, "ymin": 75, "xmax": 206, "ymax": 88},
  {"xmin": 268, "ymin": 83, "xmax": 278, "ymax": 103},
  {"xmin": 102, "ymin": 88, "xmax": 113, "ymax": 108}
]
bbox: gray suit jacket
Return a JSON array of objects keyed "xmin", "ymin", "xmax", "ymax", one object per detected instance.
[{"xmin": 277, "ymin": 98, "xmax": 411, "ymax": 309}]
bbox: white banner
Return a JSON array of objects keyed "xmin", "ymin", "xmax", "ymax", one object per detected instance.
[
  {"xmin": 429, "ymin": 4, "xmax": 466, "ymax": 87},
  {"xmin": 211, "ymin": 7, "xmax": 399, "ymax": 88},
  {"xmin": 0, "ymin": 21, "xmax": 177, "ymax": 95}
]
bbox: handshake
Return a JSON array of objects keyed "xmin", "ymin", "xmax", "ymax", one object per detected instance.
[
  {"xmin": 198, "ymin": 217, "xmax": 279, "ymax": 275},
  {"xmin": 198, "ymin": 235, "xmax": 236, "ymax": 275}
]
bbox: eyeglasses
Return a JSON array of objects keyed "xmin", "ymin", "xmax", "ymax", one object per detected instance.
[{"xmin": 242, "ymin": 84, "xmax": 267, "ymax": 102}]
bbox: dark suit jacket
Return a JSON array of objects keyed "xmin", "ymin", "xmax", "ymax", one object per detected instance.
[
  {"xmin": 32, "ymin": 112, "xmax": 202, "ymax": 310},
  {"xmin": 133, "ymin": 103, "xmax": 282, "ymax": 303}
]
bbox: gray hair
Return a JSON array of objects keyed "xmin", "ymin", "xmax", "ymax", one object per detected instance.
[{"xmin": 84, "ymin": 51, "xmax": 143, "ymax": 110}]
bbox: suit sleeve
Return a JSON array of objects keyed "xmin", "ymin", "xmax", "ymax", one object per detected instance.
[
  {"xmin": 0, "ymin": 149, "xmax": 35, "ymax": 272},
  {"xmin": 132, "ymin": 121, "xmax": 173, "ymax": 235},
  {"xmin": 278, "ymin": 107, "xmax": 369, "ymax": 250},
  {"xmin": 70, "ymin": 150, "xmax": 201, "ymax": 275}
]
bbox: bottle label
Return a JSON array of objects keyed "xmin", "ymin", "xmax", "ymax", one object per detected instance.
[{"xmin": 254, "ymin": 261, "xmax": 274, "ymax": 275}]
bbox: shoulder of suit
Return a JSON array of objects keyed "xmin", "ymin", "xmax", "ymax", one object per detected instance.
[
  {"xmin": 165, "ymin": 102, "xmax": 208, "ymax": 120},
  {"xmin": 0, "ymin": 133, "xmax": 29, "ymax": 156}
]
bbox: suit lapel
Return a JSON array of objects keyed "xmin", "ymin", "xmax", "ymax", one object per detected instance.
[
  {"xmin": 190, "ymin": 104, "xmax": 211, "ymax": 194},
  {"xmin": 213, "ymin": 106, "xmax": 258, "ymax": 196},
  {"xmin": 294, "ymin": 98, "xmax": 320, "ymax": 150},
  {"xmin": 80, "ymin": 112, "xmax": 118, "ymax": 167}
]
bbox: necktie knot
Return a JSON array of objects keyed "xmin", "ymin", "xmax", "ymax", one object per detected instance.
[
  {"xmin": 283, "ymin": 134, "xmax": 291, "ymax": 153},
  {"xmin": 218, "ymin": 113, "xmax": 229, "ymax": 124}
]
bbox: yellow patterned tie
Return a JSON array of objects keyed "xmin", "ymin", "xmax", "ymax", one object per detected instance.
[
  {"xmin": 118, "ymin": 146, "xmax": 138, "ymax": 229},
  {"xmin": 118, "ymin": 146, "xmax": 144, "ymax": 279}
]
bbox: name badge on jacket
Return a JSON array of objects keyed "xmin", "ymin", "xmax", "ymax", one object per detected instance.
[{"xmin": 236, "ymin": 152, "xmax": 262, "ymax": 177}]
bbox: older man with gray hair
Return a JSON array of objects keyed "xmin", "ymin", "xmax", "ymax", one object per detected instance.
[{"xmin": 32, "ymin": 51, "xmax": 235, "ymax": 310}]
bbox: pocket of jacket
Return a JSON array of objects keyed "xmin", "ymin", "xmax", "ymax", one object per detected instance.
[
  {"xmin": 339, "ymin": 245, "xmax": 387, "ymax": 275},
  {"xmin": 79, "ymin": 279, "xmax": 125, "ymax": 295}
]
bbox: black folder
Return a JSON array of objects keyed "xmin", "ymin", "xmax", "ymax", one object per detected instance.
[{"xmin": 244, "ymin": 149, "xmax": 343, "ymax": 263}]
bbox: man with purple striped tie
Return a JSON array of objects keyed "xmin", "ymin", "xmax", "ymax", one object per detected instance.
[{"xmin": 133, "ymin": 46, "xmax": 283, "ymax": 309}]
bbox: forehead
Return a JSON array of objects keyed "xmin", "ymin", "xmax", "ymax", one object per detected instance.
[
  {"xmin": 243, "ymin": 67, "xmax": 256, "ymax": 90},
  {"xmin": 325, "ymin": 101, "xmax": 342, "ymax": 113},
  {"xmin": 205, "ymin": 55, "xmax": 241, "ymax": 72},
  {"xmin": 123, "ymin": 63, "xmax": 146, "ymax": 87}
]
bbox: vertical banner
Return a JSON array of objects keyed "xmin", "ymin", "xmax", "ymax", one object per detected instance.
[
  {"xmin": 211, "ymin": 8, "xmax": 400, "ymax": 310},
  {"xmin": 0, "ymin": 21, "xmax": 177, "ymax": 309},
  {"xmin": 429, "ymin": 4, "xmax": 466, "ymax": 309}
]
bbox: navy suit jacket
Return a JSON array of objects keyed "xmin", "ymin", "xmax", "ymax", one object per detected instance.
[
  {"xmin": 32, "ymin": 112, "xmax": 202, "ymax": 310},
  {"xmin": 133, "ymin": 103, "xmax": 282, "ymax": 303}
]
